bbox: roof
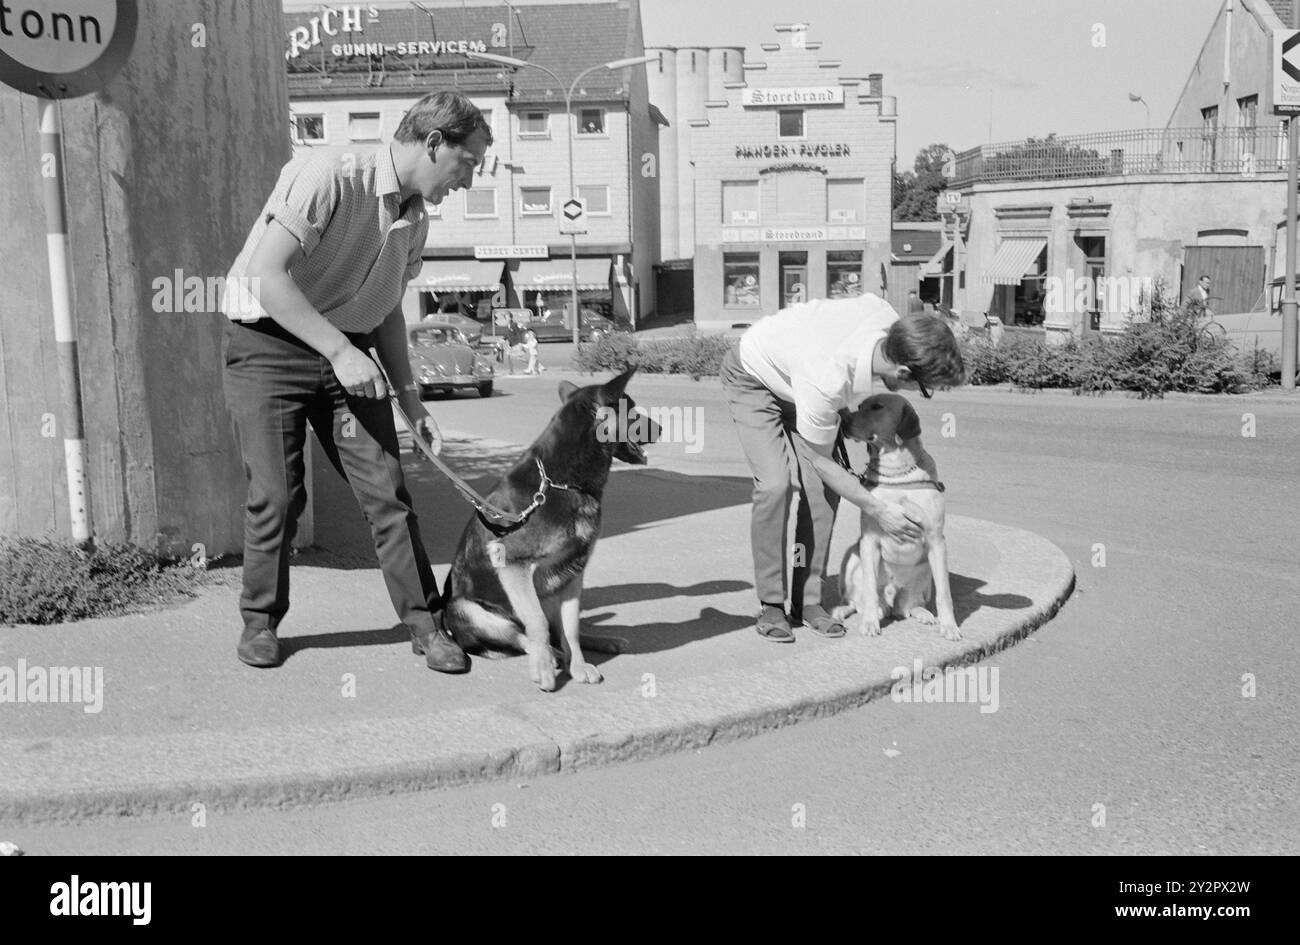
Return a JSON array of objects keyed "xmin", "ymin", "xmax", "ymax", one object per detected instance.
[
  {"xmin": 891, "ymin": 228, "xmax": 944, "ymax": 259},
  {"xmin": 284, "ymin": 1, "xmax": 640, "ymax": 103}
]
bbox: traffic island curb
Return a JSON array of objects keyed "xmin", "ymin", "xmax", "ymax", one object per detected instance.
[{"xmin": 0, "ymin": 516, "xmax": 1073, "ymax": 824}]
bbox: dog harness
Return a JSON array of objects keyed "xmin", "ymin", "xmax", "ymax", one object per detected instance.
[{"xmin": 853, "ymin": 462, "xmax": 945, "ymax": 493}]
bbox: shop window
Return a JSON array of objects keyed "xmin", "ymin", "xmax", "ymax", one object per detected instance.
[
  {"xmin": 293, "ymin": 114, "xmax": 325, "ymax": 144},
  {"xmin": 577, "ymin": 185, "xmax": 610, "ymax": 214},
  {"xmin": 826, "ymin": 179, "xmax": 864, "ymax": 223},
  {"xmin": 465, "ymin": 189, "xmax": 497, "ymax": 218},
  {"xmin": 520, "ymin": 187, "xmax": 552, "ymax": 215},
  {"xmin": 348, "ymin": 112, "xmax": 381, "ymax": 142},
  {"xmin": 1012, "ymin": 247, "xmax": 1049, "ymax": 326},
  {"xmin": 778, "ymin": 109, "xmax": 804, "ymax": 139},
  {"xmin": 578, "ymin": 108, "xmax": 606, "ymax": 135},
  {"xmin": 724, "ymin": 253, "xmax": 761, "ymax": 307},
  {"xmin": 828, "ymin": 251, "xmax": 864, "ymax": 298},
  {"xmin": 722, "ymin": 180, "xmax": 759, "ymax": 224},
  {"xmin": 520, "ymin": 110, "xmax": 549, "ymax": 136}
]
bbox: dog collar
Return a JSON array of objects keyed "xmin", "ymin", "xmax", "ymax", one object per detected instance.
[{"xmin": 476, "ymin": 458, "xmax": 576, "ymax": 537}]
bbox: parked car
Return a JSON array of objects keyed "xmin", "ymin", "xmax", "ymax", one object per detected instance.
[
  {"xmin": 529, "ymin": 307, "xmax": 632, "ymax": 343},
  {"xmin": 407, "ymin": 325, "xmax": 494, "ymax": 398},
  {"xmin": 420, "ymin": 312, "xmax": 484, "ymax": 347}
]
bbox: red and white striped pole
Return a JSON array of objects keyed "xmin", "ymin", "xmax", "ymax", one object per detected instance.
[{"xmin": 39, "ymin": 98, "xmax": 92, "ymax": 544}]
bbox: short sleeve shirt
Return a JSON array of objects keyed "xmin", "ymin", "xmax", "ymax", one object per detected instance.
[
  {"xmin": 737, "ymin": 294, "xmax": 902, "ymax": 446},
  {"xmin": 222, "ymin": 146, "xmax": 428, "ymax": 333}
]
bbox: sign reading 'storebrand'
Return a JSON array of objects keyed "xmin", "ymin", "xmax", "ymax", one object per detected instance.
[
  {"xmin": 742, "ymin": 86, "xmax": 844, "ymax": 106},
  {"xmin": 0, "ymin": 0, "xmax": 137, "ymax": 98}
]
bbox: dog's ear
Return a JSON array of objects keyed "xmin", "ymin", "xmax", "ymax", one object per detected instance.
[
  {"xmin": 599, "ymin": 366, "xmax": 637, "ymax": 403},
  {"xmin": 558, "ymin": 380, "xmax": 579, "ymax": 402}
]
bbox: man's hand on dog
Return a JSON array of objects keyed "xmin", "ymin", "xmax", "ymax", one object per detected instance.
[{"xmin": 876, "ymin": 504, "xmax": 923, "ymax": 543}]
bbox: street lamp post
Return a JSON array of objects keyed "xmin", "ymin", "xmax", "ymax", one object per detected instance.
[
  {"xmin": 1127, "ymin": 92, "xmax": 1150, "ymax": 127},
  {"xmin": 466, "ymin": 51, "xmax": 655, "ymax": 345}
]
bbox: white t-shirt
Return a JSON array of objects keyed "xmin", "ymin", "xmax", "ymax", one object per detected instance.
[{"xmin": 737, "ymin": 294, "xmax": 901, "ymax": 446}]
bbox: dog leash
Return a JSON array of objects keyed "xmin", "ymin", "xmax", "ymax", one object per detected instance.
[{"xmin": 367, "ymin": 347, "xmax": 568, "ymax": 534}]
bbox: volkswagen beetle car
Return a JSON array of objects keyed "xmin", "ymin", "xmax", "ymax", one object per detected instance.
[
  {"xmin": 407, "ymin": 325, "xmax": 494, "ymax": 398},
  {"xmin": 420, "ymin": 312, "xmax": 485, "ymax": 347}
]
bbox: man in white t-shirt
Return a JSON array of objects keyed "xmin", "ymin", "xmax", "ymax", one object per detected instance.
[{"xmin": 720, "ymin": 294, "xmax": 966, "ymax": 642}]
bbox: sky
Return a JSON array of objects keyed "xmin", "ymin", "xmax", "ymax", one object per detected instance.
[{"xmin": 639, "ymin": 0, "xmax": 1227, "ymax": 166}]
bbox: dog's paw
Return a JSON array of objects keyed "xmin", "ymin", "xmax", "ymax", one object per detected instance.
[
  {"xmin": 569, "ymin": 661, "xmax": 604, "ymax": 684},
  {"xmin": 908, "ymin": 607, "xmax": 938, "ymax": 626},
  {"xmin": 528, "ymin": 643, "xmax": 558, "ymax": 691},
  {"xmin": 939, "ymin": 621, "xmax": 962, "ymax": 642},
  {"xmin": 860, "ymin": 617, "xmax": 883, "ymax": 637}
]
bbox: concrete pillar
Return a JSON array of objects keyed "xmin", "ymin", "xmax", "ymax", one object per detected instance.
[{"xmin": 0, "ymin": 0, "xmax": 296, "ymax": 555}]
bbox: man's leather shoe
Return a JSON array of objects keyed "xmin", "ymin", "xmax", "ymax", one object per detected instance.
[
  {"xmin": 410, "ymin": 618, "xmax": 469, "ymax": 674},
  {"xmin": 237, "ymin": 627, "xmax": 283, "ymax": 668}
]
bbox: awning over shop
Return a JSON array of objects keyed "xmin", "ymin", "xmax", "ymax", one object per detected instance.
[
  {"xmin": 409, "ymin": 260, "xmax": 504, "ymax": 292},
  {"xmin": 982, "ymin": 238, "xmax": 1047, "ymax": 285},
  {"xmin": 918, "ymin": 240, "xmax": 952, "ymax": 277},
  {"xmin": 512, "ymin": 258, "xmax": 611, "ymax": 292}
]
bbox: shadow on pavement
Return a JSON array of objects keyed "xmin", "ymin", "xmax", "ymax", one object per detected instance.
[
  {"xmin": 949, "ymin": 573, "xmax": 1033, "ymax": 625},
  {"xmin": 309, "ymin": 438, "xmax": 755, "ymax": 569}
]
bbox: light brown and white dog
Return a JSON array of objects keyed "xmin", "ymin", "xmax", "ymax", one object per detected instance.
[{"xmin": 831, "ymin": 394, "xmax": 961, "ymax": 641}]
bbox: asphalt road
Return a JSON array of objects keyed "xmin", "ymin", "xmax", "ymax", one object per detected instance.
[{"xmin": 19, "ymin": 377, "xmax": 1300, "ymax": 854}]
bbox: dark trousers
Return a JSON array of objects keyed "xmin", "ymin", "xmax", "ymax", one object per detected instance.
[
  {"xmin": 720, "ymin": 345, "xmax": 841, "ymax": 613},
  {"xmin": 221, "ymin": 318, "xmax": 442, "ymax": 635}
]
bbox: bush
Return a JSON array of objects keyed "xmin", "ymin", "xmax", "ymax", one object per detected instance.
[
  {"xmin": 575, "ymin": 332, "xmax": 734, "ymax": 380},
  {"xmin": 959, "ymin": 280, "xmax": 1277, "ymax": 397},
  {"xmin": 0, "ymin": 538, "xmax": 208, "ymax": 626}
]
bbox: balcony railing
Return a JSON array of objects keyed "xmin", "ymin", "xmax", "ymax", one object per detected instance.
[{"xmin": 952, "ymin": 126, "xmax": 1289, "ymax": 186}]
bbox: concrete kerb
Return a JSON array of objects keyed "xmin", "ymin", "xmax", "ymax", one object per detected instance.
[{"xmin": 0, "ymin": 514, "xmax": 1074, "ymax": 823}]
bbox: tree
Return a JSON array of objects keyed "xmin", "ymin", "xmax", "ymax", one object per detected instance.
[{"xmin": 893, "ymin": 143, "xmax": 952, "ymax": 221}]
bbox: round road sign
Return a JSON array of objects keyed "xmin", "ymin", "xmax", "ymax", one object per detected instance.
[{"xmin": 0, "ymin": 0, "xmax": 137, "ymax": 99}]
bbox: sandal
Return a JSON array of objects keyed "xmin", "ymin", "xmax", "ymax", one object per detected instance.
[
  {"xmin": 799, "ymin": 605, "xmax": 846, "ymax": 638},
  {"xmin": 755, "ymin": 605, "xmax": 795, "ymax": 643}
]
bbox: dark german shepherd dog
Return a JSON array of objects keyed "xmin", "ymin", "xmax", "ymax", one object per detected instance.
[{"xmin": 443, "ymin": 368, "xmax": 658, "ymax": 691}]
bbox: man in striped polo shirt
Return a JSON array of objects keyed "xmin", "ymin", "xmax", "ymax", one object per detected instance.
[{"xmin": 221, "ymin": 91, "xmax": 490, "ymax": 671}]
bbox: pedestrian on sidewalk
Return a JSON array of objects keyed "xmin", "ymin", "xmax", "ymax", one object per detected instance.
[
  {"xmin": 220, "ymin": 91, "xmax": 491, "ymax": 672},
  {"xmin": 523, "ymin": 325, "xmax": 544, "ymax": 374},
  {"xmin": 720, "ymin": 296, "xmax": 966, "ymax": 642},
  {"xmin": 504, "ymin": 315, "xmax": 525, "ymax": 374}
]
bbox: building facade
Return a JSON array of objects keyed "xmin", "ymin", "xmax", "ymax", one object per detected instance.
[
  {"xmin": 947, "ymin": 0, "xmax": 1292, "ymax": 341},
  {"xmin": 648, "ymin": 24, "xmax": 896, "ymax": 330},
  {"xmin": 282, "ymin": 0, "xmax": 661, "ymax": 326}
]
